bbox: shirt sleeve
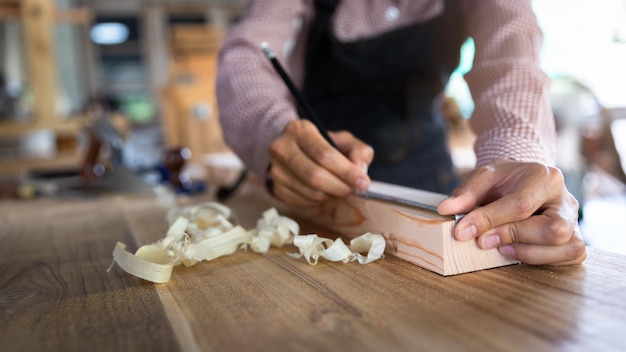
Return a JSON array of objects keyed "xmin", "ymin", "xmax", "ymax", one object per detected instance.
[
  {"xmin": 463, "ymin": 0, "xmax": 557, "ymax": 167},
  {"xmin": 217, "ymin": 1, "xmax": 306, "ymax": 178}
]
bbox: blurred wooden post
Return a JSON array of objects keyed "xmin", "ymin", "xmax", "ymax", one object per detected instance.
[
  {"xmin": 161, "ymin": 24, "xmax": 230, "ymax": 166},
  {"xmin": 143, "ymin": 5, "xmax": 168, "ymax": 119},
  {"xmin": 0, "ymin": 0, "xmax": 91, "ymax": 175},
  {"xmin": 21, "ymin": 0, "xmax": 57, "ymax": 129}
]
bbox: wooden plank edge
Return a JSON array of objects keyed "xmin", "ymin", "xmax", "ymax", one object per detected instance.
[{"xmin": 442, "ymin": 228, "xmax": 519, "ymax": 275}]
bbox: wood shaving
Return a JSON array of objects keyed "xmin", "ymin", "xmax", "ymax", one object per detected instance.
[
  {"xmin": 109, "ymin": 193, "xmax": 385, "ymax": 283},
  {"xmin": 288, "ymin": 233, "xmax": 385, "ymax": 265}
]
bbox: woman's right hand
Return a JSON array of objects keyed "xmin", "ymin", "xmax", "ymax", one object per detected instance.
[{"xmin": 267, "ymin": 119, "xmax": 374, "ymax": 207}]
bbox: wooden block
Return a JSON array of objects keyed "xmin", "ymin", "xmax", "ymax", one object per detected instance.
[{"xmin": 299, "ymin": 181, "xmax": 519, "ymax": 275}]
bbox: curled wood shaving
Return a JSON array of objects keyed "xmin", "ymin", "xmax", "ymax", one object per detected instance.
[
  {"xmin": 109, "ymin": 198, "xmax": 385, "ymax": 283},
  {"xmin": 288, "ymin": 232, "xmax": 385, "ymax": 265},
  {"xmin": 110, "ymin": 232, "xmax": 191, "ymax": 283}
]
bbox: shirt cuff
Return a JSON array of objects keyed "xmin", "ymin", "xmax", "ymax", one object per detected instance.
[{"xmin": 474, "ymin": 134, "xmax": 556, "ymax": 167}]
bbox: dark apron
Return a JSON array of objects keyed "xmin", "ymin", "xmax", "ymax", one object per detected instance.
[{"xmin": 302, "ymin": 0, "xmax": 467, "ymax": 193}]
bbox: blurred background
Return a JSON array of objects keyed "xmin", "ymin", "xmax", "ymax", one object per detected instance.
[{"xmin": 0, "ymin": 0, "xmax": 624, "ymax": 254}]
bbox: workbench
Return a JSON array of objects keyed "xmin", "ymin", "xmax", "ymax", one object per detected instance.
[{"xmin": 1, "ymin": 184, "xmax": 625, "ymax": 351}]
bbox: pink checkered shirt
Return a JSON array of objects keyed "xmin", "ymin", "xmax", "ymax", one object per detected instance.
[{"xmin": 217, "ymin": 0, "xmax": 556, "ymax": 179}]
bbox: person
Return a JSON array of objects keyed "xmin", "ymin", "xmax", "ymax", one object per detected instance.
[{"xmin": 216, "ymin": 0, "xmax": 586, "ymax": 266}]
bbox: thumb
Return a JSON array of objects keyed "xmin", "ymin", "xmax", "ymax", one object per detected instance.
[
  {"xmin": 437, "ymin": 191, "xmax": 478, "ymax": 216},
  {"xmin": 437, "ymin": 166, "xmax": 496, "ymax": 215}
]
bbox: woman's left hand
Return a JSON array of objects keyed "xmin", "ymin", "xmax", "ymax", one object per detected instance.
[{"xmin": 437, "ymin": 159, "xmax": 587, "ymax": 265}]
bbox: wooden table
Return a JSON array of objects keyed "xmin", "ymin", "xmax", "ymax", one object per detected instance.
[{"xmin": 1, "ymin": 185, "xmax": 625, "ymax": 351}]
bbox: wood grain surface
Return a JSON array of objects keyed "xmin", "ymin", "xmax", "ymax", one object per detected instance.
[{"xmin": 1, "ymin": 185, "xmax": 625, "ymax": 352}]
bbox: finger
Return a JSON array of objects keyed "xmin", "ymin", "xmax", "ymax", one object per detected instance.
[
  {"xmin": 437, "ymin": 164, "xmax": 501, "ymax": 215},
  {"xmin": 279, "ymin": 150, "xmax": 355, "ymax": 198},
  {"xmin": 272, "ymin": 120, "xmax": 368, "ymax": 194},
  {"xmin": 450, "ymin": 165, "xmax": 565, "ymax": 240},
  {"xmin": 438, "ymin": 166, "xmax": 500, "ymax": 241},
  {"xmin": 297, "ymin": 124, "xmax": 370, "ymax": 192},
  {"xmin": 476, "ymin": 210, "xmax": 577, "ymax": 250},
  {"xmin": 438, "ymin": 162, "xmax": 558, "ymax": 215},
  {"xmin": 270, "ymin": 160, "xmax": 329, "ymax": 203},
  {"xmin": 330, "ymin": 130, "xmax": 375, "ymax": 170},
  {"xmin": 498, "ymin": 227, "xmax": 587, "ymax": 265},
  {"xmin": 456, "ymin": 191, "xmax": 551, "ymax": 241},
  {"xmin": 270, "ymin": 135, "xmax": 355, "ymax": 199},
  {"xmin": 272, "ymin": 181, "xmax": 320, "ymax": 207}
]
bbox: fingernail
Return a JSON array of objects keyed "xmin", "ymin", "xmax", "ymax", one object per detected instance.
[
  {"xmin": 441, "ymin": 195, "xmax": 457, "ymax": 205},
  {"xmin": 499, "ymin": 245, "xmax": 515, "ymax": 258},
  {"xmin": 361, "ymin": 162, "xmax": 368, "ymax": 174},
  {"xmin": 480, "ymin": 234, "xmax": 500, "ymax": 249},
  {"xmin": 355, "ymin": 177, "xmax": 369, "ymax": 192},
  {"xmin": 458, "ymin": 224, "xmax": 477, "ymax": 240}
]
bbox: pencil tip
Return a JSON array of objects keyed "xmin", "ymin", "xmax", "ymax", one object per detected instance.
[{"xmin": 260, "ymin": 42, "xmax": 274, "ymax": 59}]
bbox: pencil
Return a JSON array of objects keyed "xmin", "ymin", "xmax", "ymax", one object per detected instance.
[{"xmin": 260, "ymin": 42, "xmax": 337, "ymax": 149}]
